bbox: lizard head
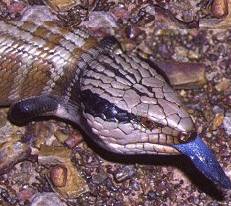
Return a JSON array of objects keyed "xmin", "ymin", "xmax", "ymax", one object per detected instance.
[{"xmin": 79, "ymin": 46, "xmax": 195, "ymax": 155}]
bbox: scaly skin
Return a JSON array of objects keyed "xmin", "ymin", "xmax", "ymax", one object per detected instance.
[{"xmin": 0, "ymin": 21, "xmax": 97, "ymax": 104}]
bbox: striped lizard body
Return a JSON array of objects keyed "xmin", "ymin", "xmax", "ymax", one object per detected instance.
[{"xmin": 0, "ymin": 20, "xmax": 230, "ymax": 189}]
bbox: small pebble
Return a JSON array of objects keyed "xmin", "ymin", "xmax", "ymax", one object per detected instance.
[
  {"xmin": 211, "ymin": 0, "xmax": 228, "ymax": 18},
  {"xmin": 55, "ymin": 130, "xmax": 69, "ymax": 144},
  {"xmin": 92, "ymin": 168, "xmax": 108, "ymax": 184},
  {"xmin": 212, "ymin": 105, "xmax": 224, "ymax": 114},
  {"xmin": 126, "ymin": 25, "xmax": 142, "ymax": 40},
  {"xmin": 21, "ymin": 5, "xmax": 58, "ymax": 21},
  {"xmin": 215, "ymin": 78, "xmax": 230, "ymax": 92},
  {"xmin": 129, "ymin": 179, "xmax": 140, "ymax": 191},
  {"xmin": 30, "ymin": 192, "xmax": 67, "ymax": 206},
  {"xmin": 105, "ymin": 178, "xmax": 118, "ymax": 192},
  {"xmin": 113, "ymin": 165, "xmax": 136, "ymax": 183},
  {"xmin": 0, "ymin": 138, "xmax": 31, "ymax": 175},
  {"xmin": 212, "ymin": 113, "xmax": 224, "ymax": 130},
  {"xmin": 147, "ymin": 190, "xmax": 157, "ymax": 201},
  {"xmin": 64, "ymin": 132, "xmax": 83, "ymax": 148},
  {"xmin": 50, "ymin": 165, "xmax": 67, "ymax": 187},
  {"xmin": 18, "ymin": 187, "xmax": 35, "ymax": 203},
  {"xmin": 82, "ymin": 11, "xmax": 117, "ymax": 28},
  {"xmin": 224, "ymin": 113, "xmax": 231, "ymax": 136}
]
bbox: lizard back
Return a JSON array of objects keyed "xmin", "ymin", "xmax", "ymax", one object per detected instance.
[{"xmin": 0, "ymin": 21, "xmax": 98, "ymax": 105}]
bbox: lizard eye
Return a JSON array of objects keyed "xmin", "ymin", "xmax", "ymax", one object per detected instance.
[{"xmin": 139, "ymin": 116, "xmax": 160, "ymax": 131}]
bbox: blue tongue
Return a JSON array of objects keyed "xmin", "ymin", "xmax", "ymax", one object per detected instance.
[{"xmin": 173, "ymin": 135, "xmax": 231, "ymax": 189}]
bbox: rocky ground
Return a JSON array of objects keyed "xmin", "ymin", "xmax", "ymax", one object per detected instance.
[{"xmin": 0, "ymin": 0, "xmax": 231, "ymax": 205}]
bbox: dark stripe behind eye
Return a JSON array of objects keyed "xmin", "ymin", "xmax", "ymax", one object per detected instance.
[{"xmin": 81, "ymin": 89, "xmax": 136, "ymax": 123}]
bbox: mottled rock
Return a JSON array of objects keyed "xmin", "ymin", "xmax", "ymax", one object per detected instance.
[
  {"xmin": 50, "ymin": 165, "xmax": 68, "ymax": 187},
  {"xmin": 213, "ymin": 105, "xmax": 224, "ymax": 114},
  {"xmin": 43, "ymin": 0, "xmax": 80, "ymax": 12},
  {"xmin": 64, "ymin": 131, "xmax": 83, "ymax": 149},
  {"xmin": 0, "ymin": 0, "xmax": 28, "ymax": 19},
  {"xmin": 18, "ymin": 187, "xmax": 36, "ymax": 203},
  {"xmin": 211, "ymin": 0, "xmax": 228, "ymax": 18},
  {"xmin": 224, "ymin": 113, "xmax": 231, "ymax": 136},
  {"xmin": 0, "ymin": 136, "xmax": 31, "ymax": 175},
  {"xmin": 92, "ymin": 168, "xmax": 108, "ymax": 184},
  {"xmin": 154, "ymin": 5, "xmax": 198, "ymax": 29},
  {"xmin": 111, "ymin": 4, "xmax": 130, "ymax": 21},
  {"xmin": 0, "ymin": 183, "xmax": 18, "ymax": 205},
  {"xmin": 39, "ymin": 145, "xmax": 89, "ymax": 198},
  {"xmin": 206, "ymin": 71, "xmax": 219, "ymax": 81},
  {"xmin": 113, "ymin": 165, "xmax": 136, "ymax": 183},
  {"xmin": 147, "ymin": 190, "xmax": 157, "ymax": 201},
  {"xmin": 212, "ymin": 113, "xmax": 224, "ymax": 130},
  {"xmin": 0, "ymin": 110, "xmax": 8, "ymax": 128},
  {"xmin": 21, "ymin": 5, "xmax": 58, "ymax": 21},
  {"xmin": 24, "ymin": 121, "xmax": 56, "ymax": 148},
  {"xmin": 55, "ymin": 130, "xmax": 69, "ymax": 144},
  {"xmin": 215, "ymin": 78, "xmax": 230, "ymax": 92},
  {"xmin": 172, "ymin": 168, "xmax": 191, "ymax": 188},
  {"xmin": 126, "ymin": 25, "xmax": 143, "ymax": 40},
  {"xmin": 31, "ymin": 192, "xmax": 67, "ymax": 206},
  {"xmin": 199, "ymin": 1, "xmax": 231, "ymax": 29},
  {"xmin": 156, "ymin": 61, "xmax": 206, "ymax": 89},
  {"xmin": 81, "ymin": 11, "xmax": 117, "ymax": 36}
]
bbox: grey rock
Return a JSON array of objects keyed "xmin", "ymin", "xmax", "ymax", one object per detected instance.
[{"xmin": 31, "ymin": 192, "xmax": 67, "ymax": 206}]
